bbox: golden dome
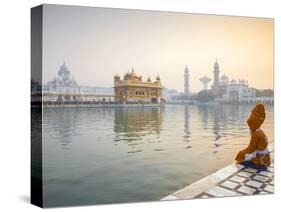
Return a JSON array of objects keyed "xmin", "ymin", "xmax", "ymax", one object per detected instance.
[{"xmin": 124, "ymin": 67, "xmax": 142, "ymax": 81}]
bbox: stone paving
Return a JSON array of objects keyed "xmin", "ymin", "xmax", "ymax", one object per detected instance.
[{"xmin": 162, "ymin": 148, "xmax": 274, "ymax": 201}]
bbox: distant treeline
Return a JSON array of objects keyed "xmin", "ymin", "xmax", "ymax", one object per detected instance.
[
  {"xmin": 255, "ymin": 89, "xmax": 274, "ymax": 97},
  {"xmin": 192, "ymin": 90, "xmax": 214, "ymax": 102},
  {"xmin": 170, "ymin": 90, "xmax": 214, "ymax": 102},
  {"xmin": 170, "ymin": 88, "xmax": 274, "ymax": 102}
]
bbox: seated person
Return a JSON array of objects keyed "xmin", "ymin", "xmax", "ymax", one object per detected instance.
[{"xmin": 235, "ymin": 103, "xmax": 270, "ymax": 168}]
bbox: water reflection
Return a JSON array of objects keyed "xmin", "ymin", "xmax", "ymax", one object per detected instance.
[
  {"xmin": 198, "ymin": 105, "xmax": 209, "ymax": 130},
  {"xmin": 43, "ymin": 108, "xmax": 115, "ymax": 148},
  {"xmin": 183, "ymin": 106, "xmax": 191, "ymax": 148},
  {"xmin": 43, "ymin": 108, "xmax": 80, "ymax": 147},
  {"xmin": 196, "ymin": 105, "xmax": 254, "ymax": 154},
  {"xmin": 211, "ymin": 106, "xmax": 222, "ymax": 153},
  {"xmin": 40, "ymin": 105, "xmax": 273, "ymax": 206},
  {"xmin": 113, "ymin": 107, "xmax": 163, "ymax": 149}
]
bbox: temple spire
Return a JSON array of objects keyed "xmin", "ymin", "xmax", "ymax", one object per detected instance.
[
  {"xmin": 156, "ymin": 73, "xmax": 160, "ymax": 81},
  {"xmin": 185, "ymin": 65, "xmax": 189, "ymax": 74},
  {"xmin": 213, "ymin": 58, "xmax": 220, "ymax": 96},
  {"xmin": 214, "ymin": 58, "xmax": 219, "ymax": 70}
]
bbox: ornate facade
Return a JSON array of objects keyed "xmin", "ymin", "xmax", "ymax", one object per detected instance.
[
  {"xmin": 114, "ymin": 68, "xmax": 163, "ymax": 103},
  {"xmin": 219, "ymin": 78, "xmax": 256, "ymax": 103}
]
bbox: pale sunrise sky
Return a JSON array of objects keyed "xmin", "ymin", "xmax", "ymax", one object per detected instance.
[{"xmin": 42, "ymin": 4, "xmax": 274, "ymax": 92}]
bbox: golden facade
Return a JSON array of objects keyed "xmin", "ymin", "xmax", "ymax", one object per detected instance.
[{"xmin": 114, "ymin": 68, "xmax": 163, "ymax": 103}]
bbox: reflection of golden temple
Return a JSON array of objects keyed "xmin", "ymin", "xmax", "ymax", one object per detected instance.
[
  {"xmin": 114, "ymin": 68, "xmax": 163, "ymax": 103},
  {"xmin": 114, "ymin": 108, "xmax": 163, "ymax": 139}
]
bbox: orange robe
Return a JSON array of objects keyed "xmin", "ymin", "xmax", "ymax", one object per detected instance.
[{"xmin": 235, "ymin": 129, "xmax": 270, "ymax": 166}]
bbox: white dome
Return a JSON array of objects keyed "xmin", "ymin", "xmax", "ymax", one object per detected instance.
[
  {"xmin": 220, "ymin": 75, "xmax": 229, "ymax": 81},
  {"xmin": 47, "ymin": 63, "xmax": 78, "ymax": 87}
]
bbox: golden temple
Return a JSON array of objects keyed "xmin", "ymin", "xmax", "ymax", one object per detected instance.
[{"xmin": 114, "ymin": 68, "xmax": 163, "ymax": 103}]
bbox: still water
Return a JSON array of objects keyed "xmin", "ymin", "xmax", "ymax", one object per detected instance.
[{"xmin": 40, "ymin": 104, "xmax": 273, "ymax": 207}]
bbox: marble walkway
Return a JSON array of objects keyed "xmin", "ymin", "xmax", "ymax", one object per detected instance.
[{"xmin": 161, "ymin": 148, "xmax": 274, "ymax": 201}]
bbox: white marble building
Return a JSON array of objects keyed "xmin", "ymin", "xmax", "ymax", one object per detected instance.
[
  {"xmin": 218, "ymin": 76, "xmax": 256, "ymax": 103},
  {"xmin": 208, "ymin": 60, "xmax": 257, "ymax": 103},
  {"xmin": 42, "ymin": 63, "xmax": 114, "ymax": 103}
]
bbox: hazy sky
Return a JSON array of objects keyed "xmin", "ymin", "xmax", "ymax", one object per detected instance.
[{"xmin": 42, "ymin": 4, "xmax": 274, "ymax": 92}]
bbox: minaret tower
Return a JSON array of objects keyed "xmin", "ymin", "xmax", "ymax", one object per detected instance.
[
  {"xmin": 184, "ymin": 65, "xmax": 190, "ymax": 97},
  {"xmin": 213, "ymin": 59, "xmax": 220, "ymax": 96}
]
